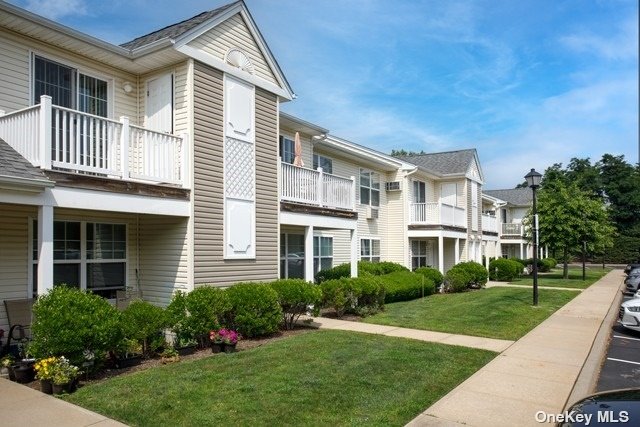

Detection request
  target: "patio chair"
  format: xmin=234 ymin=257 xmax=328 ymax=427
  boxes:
xmin=3 ymin=298 xmax=34 ymax=354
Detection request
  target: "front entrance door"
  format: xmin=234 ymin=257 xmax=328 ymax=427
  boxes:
xmin=145 ymin=73 xmax=173 ymax=133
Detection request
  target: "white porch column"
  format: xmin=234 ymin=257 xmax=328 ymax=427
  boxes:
xmin=519 ymin=243 xmax=524 ymax=259
xmin=304 ymin=225 xmax=314 ymax=282
xmin=438 ymin=235 xmax=444 ymax=273
xmin=545 ymin=246 xmax=549 ymax=258
xmin=454 ymin=238 xmax=460 ymax=265
xmin=350 ymin=229 xmax=358 ymax=278
xmin=485 ymin=243 xmax=491 ymax=269
xmin=37 ymin=205 xmax=54 ymax=295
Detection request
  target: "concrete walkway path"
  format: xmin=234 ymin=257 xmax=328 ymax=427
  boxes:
xmin=486 ymin=282 xmax=583 ymax=291
xmin=304 ymin=317 xmax=515 ymax=353
xmin=0 ymin=378 xmax=126 ymax=427
xmin=408 ymin=269 xmax=624 ymax=427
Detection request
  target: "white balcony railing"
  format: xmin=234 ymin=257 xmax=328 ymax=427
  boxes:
xmin=410 ymin=202 xmax=466 ymax=228
xmin=482 ymin=214 xmax=498 ymax=233
xmin=0 ymin=96 xmax=190 ymax=188
xmin=280 ymin=162 xmax=355 ymax=211
xmin=502 ymin=223 xmax=523 ymax=236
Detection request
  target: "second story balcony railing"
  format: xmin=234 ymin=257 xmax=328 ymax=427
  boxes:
xmin=279 ymin=161 xmax=355 ymax=211
xmin=482 ymin=214 xmax=498 ymax=233
xmin=0 ymin=95 xmax=190 ymax=188
xmin=410 ymin=202 xmax=466 ymax=228
xmin=501 ymin=223 xmax=523 ymax=236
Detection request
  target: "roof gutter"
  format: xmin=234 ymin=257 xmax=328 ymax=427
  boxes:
xmin=0 ymin=174 xmax=54 ymax=192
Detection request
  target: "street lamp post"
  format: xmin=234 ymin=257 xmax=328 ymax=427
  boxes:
xmin=525 ymin=168 xmax=543 ymax=306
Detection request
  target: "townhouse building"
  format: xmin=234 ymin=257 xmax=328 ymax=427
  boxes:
xmin=0 ymin=0 xmax=507 ymax=332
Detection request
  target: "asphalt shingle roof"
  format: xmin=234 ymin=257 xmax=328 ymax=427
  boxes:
xmin=0 ymin=139 xmax=52 ymax=183
xmin=396 ymin=149 xmax=477 ymax=176
xmin=120 ymin=1 xmax=240 ymax=50
xmin=484 ymin=188 xmax=533 ymax=206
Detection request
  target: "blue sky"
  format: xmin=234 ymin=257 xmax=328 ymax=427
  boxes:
xmin=12 ymin=0 xmax=638 ymax=188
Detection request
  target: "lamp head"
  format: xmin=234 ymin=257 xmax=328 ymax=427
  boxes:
xmin=524 ymin=168 xmax=542 ymax=189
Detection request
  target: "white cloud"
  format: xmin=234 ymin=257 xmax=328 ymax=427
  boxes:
xmin=24 ymin=0 xmax=87 ymax=20
xmin=560 ymin=16 xmax=639 ymax=61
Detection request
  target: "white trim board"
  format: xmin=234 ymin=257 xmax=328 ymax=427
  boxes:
xmin=408 ymin=229 xmax=468 ymax=239
xmin=280 ymin=211 xmax=357 ymax=230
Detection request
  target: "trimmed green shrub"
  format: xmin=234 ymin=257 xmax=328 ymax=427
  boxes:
xmin=543 ymin=258 xmax=557 ymax=271
xmin=30 ymin=286 xmax=123 ymax=364
xmin=379 ymin=271 xmax=435 ymax=302
xmin=320 ymin=279 xmax=353 ymax=317
xmin=511 ymin=258 xmax=528 ymax=269
xmin=443 ymin=269 xmax=473 ymax=293
xmin=184 ymin=286 xmax=232 ymax=347
xmin=489 ymin=258 xmax=521 ymax=281
xmin=414 ymin=267 xmax=444 ymax=287
xmin=121 ymin=300 xmax=168 ymax=357
xmin=453 ymin=261 xmax=488 ymax=288
xmin=226 ymin=283 xmax=282 ymax=337
xmin=523 ymin=258 xmax=550 ymax=273
xmin=315 ymin=263 xmax=351 ymax=283
xmin=350 ymin=277 xmax=385 ymax=315
xmin=269 ymin=279 xmax=322 ymax=330
xmin=166 ymin=291 xmax=195 ymax=347
xmin=315 ymin=261 xmax=409 ymax=283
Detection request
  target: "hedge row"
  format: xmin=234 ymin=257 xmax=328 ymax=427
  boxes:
xmin=314 ymin=260 xmax=408 ymax=283
xmin=443 ymin=261 xmax=488 ymax=293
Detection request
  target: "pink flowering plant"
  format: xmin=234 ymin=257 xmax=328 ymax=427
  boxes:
xmin=208 ymin=330 xmax=223 ymax=344
xmin=219 ymin=329 xmax=239 ymax=345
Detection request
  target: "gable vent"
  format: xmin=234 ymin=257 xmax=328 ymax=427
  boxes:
xmin=225 ymin=48 xmax=254 ymax=74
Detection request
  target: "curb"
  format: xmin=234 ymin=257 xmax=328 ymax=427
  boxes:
xmin=563 ymin=276 xmax=625 ymax=409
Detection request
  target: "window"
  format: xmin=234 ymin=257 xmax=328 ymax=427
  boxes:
xmin=413 ymin=180 xmax=426 ymax=203
xmin=411 ymin=240 xmax=430 ymax=270
xmin=33 ymin=56 xmax=108 ymax=117
xmin=501 ymin=208 xmax=507 ymax=224
xmin=359 ymin=169 xmax=380 ymax=206
xmin=279 ymin=136 xmax=295 ymax=164
xmin=360 ymin=238 xmax=380 ymax=262
xmin=312 ymin=154 xmax=333 ymax=174
xmin=280 ymin=233 xmax=304 ymax=279
xmin=313 ymin=236 xmax=333 ymax=273
xmin=32 ymin=220 xmax=126 ymax=299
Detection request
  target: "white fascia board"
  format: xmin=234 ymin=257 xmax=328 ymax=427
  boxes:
xmin=408 ymin=229 xmax=468 ymax=239
xmin=176 ymin=45 xmax=291 ymax=100
xmin=172 ymin=4 xmax=295 ymax=100
xmin=321 ymin=136 xmax=408 ymax=171
xmin=482 ymin=235 xmax=499 ymax=242
xmin=280 ymin=211 xmax=357 ymax=230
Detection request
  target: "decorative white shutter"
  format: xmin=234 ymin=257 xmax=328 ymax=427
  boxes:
xmin=471 ymin=182 xmax=478 ymax=231
xmin=224 ymin=75 xmax=256 ymax=258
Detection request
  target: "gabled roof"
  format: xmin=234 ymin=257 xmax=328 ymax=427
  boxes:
xmin=121 ymin=2 xmax=240 ymax=50
xmin=0 ymin=139 xmax=53 ymax=190
xmin=484 ymin=188 xmax=532 ymax=206
xmin=396 ymin=149 xmax=480 ymax=179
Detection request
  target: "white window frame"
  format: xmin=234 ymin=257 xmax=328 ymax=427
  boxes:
xmin=313 ymin=235 xmax=333 ymax=273
xmin=312 ymin=154 xmax=333 ymax=174
xmin=360 ymin=238 xmax=380 ymax=262
xmin=279 ymin=136 xmax=295 ymax=164
xmin=30 ymin=219 xmax=127 ymax=297
xmin=411 ymin=240 xmax=431 ymax=270
xmin=359 ymin=168 xmax=380 ymax=207
xmin=280 ymin=233 xmax=305 ymax=279
xmin=413 ymin=180 xmax=426 ymax=203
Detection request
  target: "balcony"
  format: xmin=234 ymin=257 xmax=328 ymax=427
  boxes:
xmin=482 ymin=214 xmax=498 ymax=233
xmin=0 ymin=96 xmax=189 ymax=188
xmin=501 ymin=223 xmax=523 ymax=236
xmin=410 ymin=202 xmax=466 ymax=228
xmin=279 ymin=162 xmax=355 ymax=211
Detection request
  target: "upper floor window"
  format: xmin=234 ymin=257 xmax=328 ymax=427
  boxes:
xmin=360 ymin=169 xmax=380 ymax=207
xmin=279 ymin=136 xmax=295 ymax=164
xmin=313 ymin=154 xmax=333 ymax=174
xmin=413 ymin=180 xmax=426 ymax=203
xmin=33 ymin=55 xmax=108 ymax=117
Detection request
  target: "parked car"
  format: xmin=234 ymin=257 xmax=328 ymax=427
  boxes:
xmin=619 ymin=298 xmax=640 ymax=333
xmin=625 ymin=263 xmax=640 ymax=275
xmin=558 ymin=388 xmax=640 ymax=426
xmin=624 ymin=274 xmax=640 ymax=293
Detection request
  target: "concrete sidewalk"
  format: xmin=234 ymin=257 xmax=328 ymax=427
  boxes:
xmin=304 ymin=317 xmax=514 ymax=352
xmin=0 ymin=378 xmax=126 ymax=427
xmin=408 ymin=269 xmax=624 ymax=427
xmin=486 ymin=282 xmax=583 ymax=291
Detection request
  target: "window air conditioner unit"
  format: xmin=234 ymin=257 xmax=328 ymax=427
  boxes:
xmin=366 ymin=207 xmax=379 ymax=220
xmin=385 ymin=181 xmax=401 ymax=191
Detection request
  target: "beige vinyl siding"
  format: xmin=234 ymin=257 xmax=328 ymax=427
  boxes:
xmin=138 ymin=215 xmax=189 ymax=306
xmin=0 ymin=28 xmax=138 ymax=122
xmin=443 ymin=238 xmax=456 ymax=272
xmin=192 ymin=62 xmax=279 ymax=285
xmin=384 ymin=170 xmax=406 ymax=265
xmin=0 ymin=204 xmax=35 ymax=332
xmin=187 ymin=13 xmax=277 ymax=86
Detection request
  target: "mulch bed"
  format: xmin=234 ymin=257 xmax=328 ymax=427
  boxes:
xmin=21 ymin=325 xmax=316 ymax=393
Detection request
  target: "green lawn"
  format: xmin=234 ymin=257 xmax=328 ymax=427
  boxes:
xmin=507 ymin=266 xmax=610 ymax=289
xmin=363 ymin=288 xmax=577 ymax=341
xmin=65 ymin=330 xmax=495 ymax=426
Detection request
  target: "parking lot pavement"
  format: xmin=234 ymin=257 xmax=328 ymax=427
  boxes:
xmin=596 ymin=294 xmax=640 ymax=391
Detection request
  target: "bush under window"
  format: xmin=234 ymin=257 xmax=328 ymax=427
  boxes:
xmin=184 ymin=286 xmax=231 ymax=347
xmin=378 ymin=271 xmax=435 ymax=302
xmin=120 ymin=300 xmax=168 ymax=357
xmin=414 ymin=267 xmax=444 ymax=288
xmin=225 ymin=283 xmax=282 ymax=337
xmin=269 ymin=279 xmax=322 ymax=330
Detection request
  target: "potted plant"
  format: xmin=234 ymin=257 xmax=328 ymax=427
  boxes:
xmin=34 ymin=356 xmax=57 ymax=394
xmin=160 ymin=348 xmax=180 ymax=364
xmin=115 ymin=339 xmax=143 ymax=368
xmin=209 ymin=330 xmax=224 ymax=353
xmin=173 ymin=335 xmax=198 ymax=356
xmin=12 ymin=339 xmax=36 ymax=383
xmin=1 ymin=354 xmax=15 ymax=381
xmin=219 ymin=329 xmax=239 ymax=353
xmin=50 ymin=357 xmax=80 ymax=394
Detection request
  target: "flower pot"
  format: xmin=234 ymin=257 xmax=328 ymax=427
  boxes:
xmin=52 ymin=379 xmax=78 ymax=395
xmin=13 ymin=364 xmax=35 ymax=383
xmin=6 ymin=365 xmax=16 ymax=382
xmin=223 ymin=343 xmax=237 ymax=353
xmin=116 ymin=355 xmax=142 ymax=369
xmin=40 ymin=379 xmax=53 ymax=394
xmin=210 ymin=342 xmax=224 ymax=353
xmin=176 ymin=344 xmax=197 ymax=356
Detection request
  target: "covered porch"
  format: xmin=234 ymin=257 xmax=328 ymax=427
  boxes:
xmin=408 ymin=230 xmax=467 ymax=274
